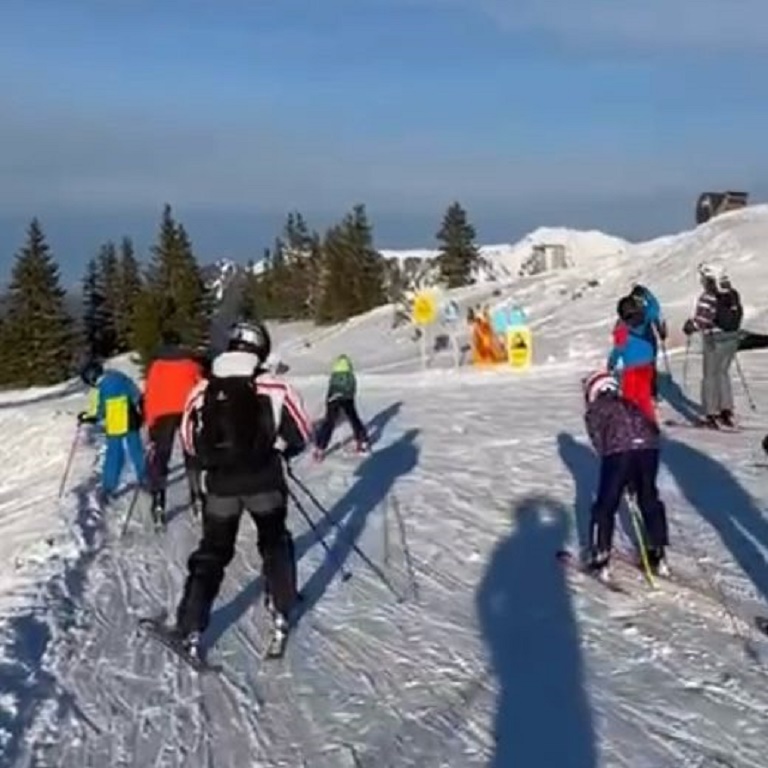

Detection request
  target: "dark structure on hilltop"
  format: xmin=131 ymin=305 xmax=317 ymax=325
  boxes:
xmin=696 ymin=191 xmax=749 ymax=225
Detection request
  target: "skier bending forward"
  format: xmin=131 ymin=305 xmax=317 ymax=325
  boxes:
xmin=169 ymin=321 xmax=312 ymax=658
xmin=583 ymin=369 xmax=669 ymax=582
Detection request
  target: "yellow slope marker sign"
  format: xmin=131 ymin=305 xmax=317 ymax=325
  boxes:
xmin=412 ymin=291 xmax=438 ymax=326
xmin=507 ymin=326 xmax=532 ymax=369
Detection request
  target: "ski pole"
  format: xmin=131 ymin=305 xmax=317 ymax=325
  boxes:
xmin=682 ymin=337 xmax=691 ymax=395
xmin=734 ymin=355 xmax=757 ymax=412
xmin=287 ymin=487 xmax=352 ymax=582
xmin=624 ymin=494 xmax=656 ymax=589
xmin=287 ymin=469 xmax=406 ymax=602
xmin=660 ymin=341 xmax=671 ymax=377
xmin=58 ymin=426 xmax=81 ymax=499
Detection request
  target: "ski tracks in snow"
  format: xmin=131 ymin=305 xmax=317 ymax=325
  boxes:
xmin=3 ymin=372 xmax=768 ymax=766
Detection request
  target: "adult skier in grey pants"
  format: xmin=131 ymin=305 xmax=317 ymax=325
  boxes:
xmin=682 ymin=263 xmax=743 ymax=428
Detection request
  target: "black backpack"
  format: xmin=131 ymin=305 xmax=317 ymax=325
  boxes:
xmin=195 ymin=375 xmax=272 ymax=471
xmin=713 ymin=288 xmax=743 ymax=332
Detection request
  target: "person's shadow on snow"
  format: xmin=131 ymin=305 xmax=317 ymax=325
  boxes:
xmin=476 ymin=495 xmax=597 ymax=768
xmin=292 ymin=428 xmax=420 ymax=623
xmin=557 ymin=433 xmax=597 ymax=551
xmin=663 ymin=436 xmax=768 ymax=600
xmin=657 ymin=371 xmax=703 ymax=424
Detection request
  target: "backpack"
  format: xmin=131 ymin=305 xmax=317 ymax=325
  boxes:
xmin=195 ymin=375 xmax=272 ymax=471
xmin=713 ymin=288 xmax=743 ymax=332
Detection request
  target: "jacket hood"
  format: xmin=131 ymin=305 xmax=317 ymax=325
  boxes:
xmin=212 ymin=350 xmax=261 ymax=378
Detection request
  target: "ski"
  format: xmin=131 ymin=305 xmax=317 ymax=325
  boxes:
xmin=556 ymin=550 xmax=629 ymax=594
xmin=663 ymin=418 xmax=742 ymax=433
xmin=138 ymin=613 xmax=221 ymax=673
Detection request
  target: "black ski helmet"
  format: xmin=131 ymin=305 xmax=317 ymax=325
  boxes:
xmin=227 ymin=321 xmax=271 ymax=362
xmin=617 ymin=295 xmax=643 ymax=326
xmin=80 ymin=360 xmax=104 ymax=387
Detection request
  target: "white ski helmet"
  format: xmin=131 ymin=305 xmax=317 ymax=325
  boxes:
xmin=583 ymin=370 xmax=619 ymax=404
xmin=697 ymin=262 xmax=726 ymax=285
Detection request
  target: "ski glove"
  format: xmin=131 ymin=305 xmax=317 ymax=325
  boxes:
xmin=77 ymin=411 xmax=97 ymax=425
xmin=682 ymin=319 xmax=697 ymax=336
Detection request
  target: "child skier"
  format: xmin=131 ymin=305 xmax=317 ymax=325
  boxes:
xmin=314 ymin=354 xmax=369 ymax=460
xmin=607 ymin=295 xmax=657 ymax=422
xmin=77 ymin=360 xmax=146 ymax=501
xmin=582 ymin=369 xmax=669 ymax=582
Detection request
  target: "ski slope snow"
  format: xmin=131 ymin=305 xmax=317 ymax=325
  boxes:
xmin=2 ymin=207 xmax=768 ymax=766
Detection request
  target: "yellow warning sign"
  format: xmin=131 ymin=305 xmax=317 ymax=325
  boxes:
xmin=506 ymin=326 xmax=532 ymax=369
xmin=412 ymin=291 xmax=438 ymax=326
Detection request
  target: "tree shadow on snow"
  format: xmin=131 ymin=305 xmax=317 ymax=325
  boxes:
xmin=476 ymin=494 xmax=597 ymax=768
xmin=663 ymin=436 xmax=768 ymax=601
xmin=204 ymin=428 xmax=419 ymax=648
xmin=657 ymin=371 xmax=703 ymax=424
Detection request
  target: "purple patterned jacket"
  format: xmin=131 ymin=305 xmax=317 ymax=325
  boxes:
xmin=584 ymin=392 xmax=660 ymax=456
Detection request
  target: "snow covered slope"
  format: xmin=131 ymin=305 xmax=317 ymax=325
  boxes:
xmin=2 ymin=207 xmax=768 ymax=767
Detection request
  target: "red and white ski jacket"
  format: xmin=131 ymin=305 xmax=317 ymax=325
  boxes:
xmin=181 ymin=350 xmax=312 ymax=496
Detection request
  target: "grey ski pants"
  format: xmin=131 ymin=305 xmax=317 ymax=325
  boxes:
xmin=701 ymin=331 xmax=740 ymax=415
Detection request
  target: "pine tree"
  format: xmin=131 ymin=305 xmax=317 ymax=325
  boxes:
xmin=132 ymin=205 xmax=211 ymax=365
xmin=315 ymin=205 xmax=386 ymax=324
xmin=238 ymin=263 xmax=262 ymax=322
xmin=315 ymin=222 xmax=350 ymax=324
xmin=436 ymin=201 xmax=480 ymax=288
xmin=281 ymin=211 xmax=316 ymax=318
xmin=114 ymin=237 xmax=142 ymax=352
xmin=4 ymin=219 xmax=75 ymax=386
xmin=97 ymin=241 xmax=120 ymax=355
xmin=345 ymin=204 xmax=386 ymax=315
xmin=82 ymin=257 xmax=109 ymax=358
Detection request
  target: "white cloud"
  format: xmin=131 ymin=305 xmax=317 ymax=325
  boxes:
xmin=417 ymin=0 xmax=768 ymax=52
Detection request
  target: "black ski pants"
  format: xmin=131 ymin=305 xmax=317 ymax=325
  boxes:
xmin=175 ymin=491 xmax=297 ymax=635
xmin=315 ymin=397 xmax=367 ymax=451
xmin=590 ymin=448 xmax=668 ymax=555
xmin=148 ymin=413 xmax=201 ymax=498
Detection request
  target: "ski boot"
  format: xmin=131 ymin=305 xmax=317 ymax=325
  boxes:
xmin=262 ymin=594 xmax=290 ymax=659
xmin=647 ymin=546 xmax=669 ymax=578
xmin=719 ymin=409 xmax=736 ymax=428
xmin=587 ymin=549 xmax=612 ymax=584
xmin=150 ymin=490 xmax=166 ymax=531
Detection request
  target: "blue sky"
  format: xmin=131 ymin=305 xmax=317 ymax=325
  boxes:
xmin=1 ymin=0 xmax=767 ymax=284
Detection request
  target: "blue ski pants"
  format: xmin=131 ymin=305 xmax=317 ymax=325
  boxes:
xmin=103 ymin=431 xmax=146 ymax=494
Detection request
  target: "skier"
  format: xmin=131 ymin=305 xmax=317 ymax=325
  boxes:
xmin=143 ymin=330 xmax=205 ymax=526
xmin=313 ymin=354 xmax=370 ymax=460
xmin=607 ymin=295 xmax=657 ymax=422
xmin=77 ymin=360 xmax=146 ymax=502
xmin=629 ymin=284 xmax=668 ymax=402
xmin=167 ymin=321 xmax=312 ymax=658
xmin=682 ymin=263 xmax=743 ymax=428
xmin=582 ymin=369 xmax=669 ymax=581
